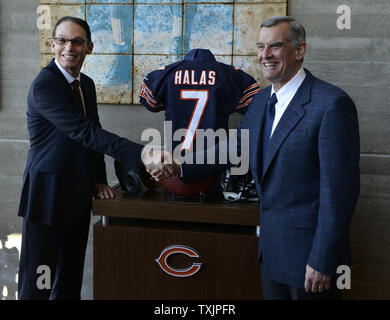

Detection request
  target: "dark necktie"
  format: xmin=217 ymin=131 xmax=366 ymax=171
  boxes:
xmin=261 ymin=93 xmax=277 ymax=171
xmin=71 ymin=80 xmax=86 ymax=117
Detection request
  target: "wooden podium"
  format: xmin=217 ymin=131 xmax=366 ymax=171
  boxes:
xmin=92 ymin=186 xmax=261 ymax=300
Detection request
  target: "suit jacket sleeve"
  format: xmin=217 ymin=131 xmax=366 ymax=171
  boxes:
xmin=87 ymin=79 xmax=108 ymax=185
xmin=91 ymin=113 xmax=108 ymax=185
xmin=29 ymin=70 xmax=143 ymax=170
xmin=307 ymin=94 xmax=360 ymax=275
xmin=92 ymin=119 xmax=108 ymax=185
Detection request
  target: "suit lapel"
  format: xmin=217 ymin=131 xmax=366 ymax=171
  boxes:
xmin=46 ymin=59 xmax=71 ymax=88
xmin=261 ymin=71 xmax=315 ymax=179
xmin=250 ymin=87 xmax=271 ymax=180
xmin=46 ymin=60 xmax=91 ymax=118
xmin=80 ymin=74 xmax=90 ymax=118
xmin=47 ymin=59 xmax=87 ymax=115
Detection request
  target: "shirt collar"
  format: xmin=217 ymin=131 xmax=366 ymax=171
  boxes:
xmin=54 ymin=59 xmax=81 ymax=84
xmin=271 ymin=67 xmax=306 ymax=104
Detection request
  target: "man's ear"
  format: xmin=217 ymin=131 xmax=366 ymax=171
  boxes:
xmin=50 ymin=39 xmax=56 ymax=53
xmin=296 ymin=42 xmax=307 ymax=61
xmin=87 ymin=42 xmax=94 ymax=55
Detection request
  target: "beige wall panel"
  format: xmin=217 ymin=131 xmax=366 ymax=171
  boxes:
xmin=234 ymin=3 xmax=287 ymax=55
xmin=39 ymin=4 xmax=85 ymax=54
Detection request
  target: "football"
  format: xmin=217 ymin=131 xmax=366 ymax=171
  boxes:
xmin=161 ymin=175 xmax=214 ymax=197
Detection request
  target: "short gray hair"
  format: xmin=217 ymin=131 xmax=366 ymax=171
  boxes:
xmin=261 ymin=16 xmax=306 ymax=49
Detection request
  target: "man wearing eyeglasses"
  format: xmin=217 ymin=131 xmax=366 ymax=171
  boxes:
xmin=17 ymin=16 xmax=177 ymax=300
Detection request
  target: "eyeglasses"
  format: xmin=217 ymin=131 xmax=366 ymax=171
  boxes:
xmin=53 ymin=36 xmax=87 ymax=47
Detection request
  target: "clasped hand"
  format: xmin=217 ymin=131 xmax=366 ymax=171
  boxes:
xmin=141 ymin=146 xmax=180 ymax=181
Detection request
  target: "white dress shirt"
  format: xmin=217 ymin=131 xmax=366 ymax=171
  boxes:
xmin=54 ymin=59 xmax=86 ymax=116
xmin=270 ymin=67 xmax=306 ymax=137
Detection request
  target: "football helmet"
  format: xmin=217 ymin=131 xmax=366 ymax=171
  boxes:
xmin=114 ymin=160 xmax=160 ymax=195
xmin=218 ymin=168 xmax=259 ymax=202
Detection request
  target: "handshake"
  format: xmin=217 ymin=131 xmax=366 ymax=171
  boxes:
xmin=141 ymin=145 xmax=181 ymax=181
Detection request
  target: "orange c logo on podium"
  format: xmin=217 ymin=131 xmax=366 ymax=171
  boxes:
xmin=155 ymin=245 xmax=202 ymax=277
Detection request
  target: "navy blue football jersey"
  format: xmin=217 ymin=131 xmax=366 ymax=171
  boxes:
xmin=139 ymin=49 xmax=260 ymax=152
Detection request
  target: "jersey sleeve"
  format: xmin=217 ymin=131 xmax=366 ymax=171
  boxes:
xmin=233 ymin=68 xmax=261 ymax=114
xmin=139 ymin=62 xmax=179 ymax=112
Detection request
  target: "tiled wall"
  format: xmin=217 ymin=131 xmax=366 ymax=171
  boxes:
xmin=39 ymin=0 xmax=287 ymax=104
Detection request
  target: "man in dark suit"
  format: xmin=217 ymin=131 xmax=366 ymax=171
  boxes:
xmin=150 ymin=16 xmax=360 ymax=300
xmin=17 ymin=16 xmax=170 ymax=300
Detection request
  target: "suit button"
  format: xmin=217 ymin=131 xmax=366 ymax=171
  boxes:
xmin=263 ymin=207 xmax=268 ymax=212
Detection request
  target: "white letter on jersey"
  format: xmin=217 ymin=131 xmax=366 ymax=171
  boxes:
xmin=175 ymin=70 xmax=182 ymax=84
xmin=183 ymin=70 xmax=190 ymax=85
xmin=191 ymin=70 xmax=198 ymax=85
xmin=199 ymin=71 xmax=207 ymax=85
xmin=180 ymin=90 xmax=209 ymax=150
xmin=208 ymin=71 xmax=216 ymax=85
xmin=174 ymin=70 xmax=182 ymax=85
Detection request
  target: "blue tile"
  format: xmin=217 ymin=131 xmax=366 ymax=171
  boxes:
xmin=84 ymin=54 xmax=133 ymax=103
xmin=184 ymin=4 xmax=233 ymax=55
xmin=134 ymin=0 xmax=181 ymax=3
xmin=185 ymin=0 xmax=232 ymax=3
xmin=86 ymin=0 xmax=133 ymax=3
xmin=134 ymin=4 xmax=182 ymax=54
xmin=54 ymin=0 xmax=84 ymax=3
xmin=87 ymin=4 xmax=133 ymax=54
xmin=86 ymin=54 xmax=132 ymax=88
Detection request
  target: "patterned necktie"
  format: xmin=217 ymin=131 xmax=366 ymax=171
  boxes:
xmin=261 ymin=93 xmax=277 ymax=171
xmin=71 ymin=80 xmax=86 ymax=117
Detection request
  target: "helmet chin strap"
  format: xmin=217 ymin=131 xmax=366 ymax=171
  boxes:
xmin=219 ymin=168 xmax=259 ymax=203
xmin=222 ymin=191 xmax=243 ymax=202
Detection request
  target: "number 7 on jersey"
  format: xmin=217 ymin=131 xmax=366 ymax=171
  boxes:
xmin=180 ymin=90 xmax=209 ymax=150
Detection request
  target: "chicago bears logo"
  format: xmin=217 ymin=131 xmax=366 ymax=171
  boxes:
xmin=155 ymin=245 xmax=202 ymax=278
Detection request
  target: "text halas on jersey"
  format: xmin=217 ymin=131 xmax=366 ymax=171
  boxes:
xmin=174 ymin=70 xmax=216 ymax=86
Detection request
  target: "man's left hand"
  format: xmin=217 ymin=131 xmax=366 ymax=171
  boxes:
xmin=304 ymin=264 xmax=331 ymax=293
xmin=95 ymin=183 xmax=115 ymax=199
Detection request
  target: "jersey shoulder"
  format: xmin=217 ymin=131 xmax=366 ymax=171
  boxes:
xmin=139 ymin=61 xmax=183 ymax=111
xmin=217 ymin=63 xmax=261 ymax=113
